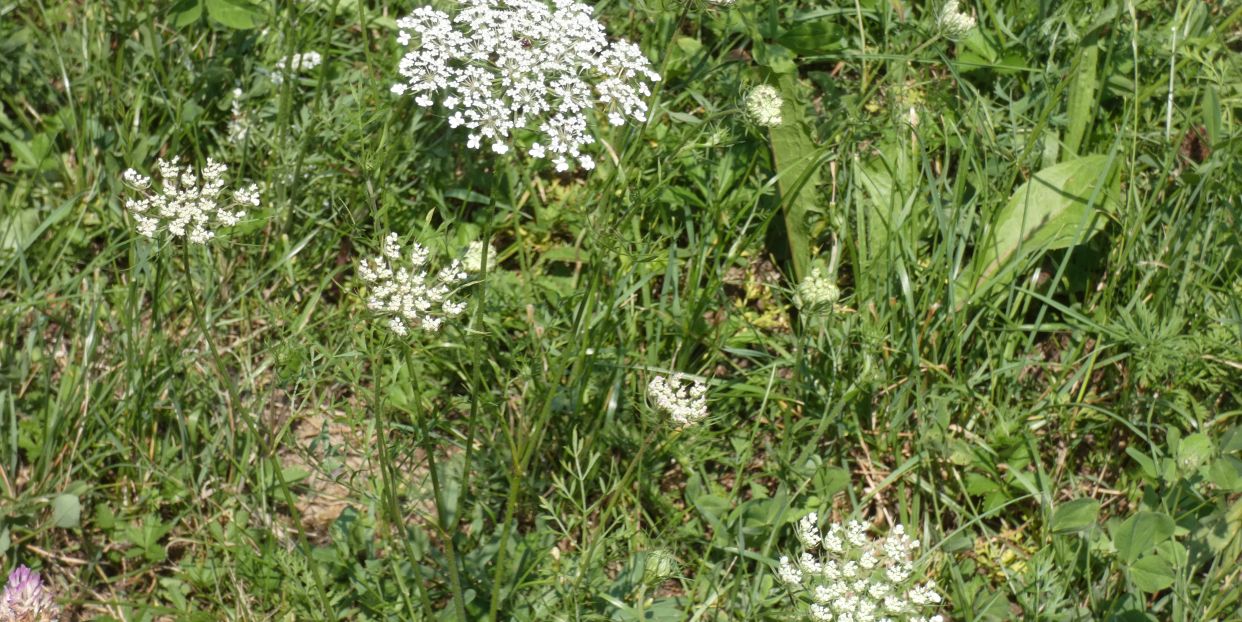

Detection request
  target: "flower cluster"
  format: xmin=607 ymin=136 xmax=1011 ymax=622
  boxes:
xmin=360 ymin=233 xmax=471 ymax=335
xmin=228 ymin=88 xmax=250 ymax=144
xmin=2 ymin=565 xmax=60 ymax=622
xmin=122 ymin=158 xmax=258 ymax=244
xmin=797 ymin=267 xmax=841 ymax=312
xmin=647 ymin=373 xmax=708 ymax=427
xmin=390 ymin=0 xmax=661 ymax=172
xmin=271 ymin=51 xmax=323 ymax=85
xmin=745 ymin=84 xmax=783 ymax=128
xmin=777 ymin=514 xmax=943 ymax=622
xmin=936 ymin=0 xmax=976 ymax=41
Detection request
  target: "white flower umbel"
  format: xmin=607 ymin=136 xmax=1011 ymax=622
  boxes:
xmin=776 ymin=519 xmax=944 ymax=622
xmin=271 ymin=51 xmax=323 ymax=85
xmin=745 ymin=84 xmax=783 ymax=128
xmin=390 ymin=0 xmax=661 ymax=172
xmin=937 ymin=0 xmax=976 ymax=41
xmin=121 ymin=158 xmax=257 ymax=244
xmin=647 ymin=373 xmax=708 ymax=427
xmin=360 ymin=232 xmax=470 ymax=336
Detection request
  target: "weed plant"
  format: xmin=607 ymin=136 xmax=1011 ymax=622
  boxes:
xmin=1 ymin=0 xmax=1240 ymax=620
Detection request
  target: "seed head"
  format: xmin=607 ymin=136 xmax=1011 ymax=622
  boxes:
xmin=641 ymin=549 xmax=680 ymax=585
xmin=797 ymin=267 xmax=841 ymax=312
xmin=462 ymin=240 xmax=497 ymax=274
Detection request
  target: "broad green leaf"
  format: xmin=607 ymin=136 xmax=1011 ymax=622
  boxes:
xmin=1223 ymin=426 xmax=1242 ymax=454
xmin=1111 ymin=511 xmax=1175 ymax=564
xmin=1050 ymin=498 xmax=1100 ymax=534
xmin=1203 ymin=86 xmax=1221 ymax=146
xmin=674 ymin=36 xmax=702 ymax=56
xmin=753 ymin=42 xmax=797 ymax=75
xmin=1176 ymin=432 xmax=1215 ymax=471
xmin=957 ymin=155 xmax=1119 ymax=305
xmin=0 ymin=208 xmax=39 ymax=253
xmin=1129 ymin=554 xmax=1175 ymax=593
xmin=1207 ymin=455 xmax=1242 ymax=492
xmin=52 ymin=493 xmax=81 ymax=528
xmin=1064 ymin=43 xmax=1098 ymax=157
xmin=767 ymin=72 xmax=823 ymax=282
xmin=850 ymin=142 xmax=918 ymax=299
xmin=205 ymin=0 xmax=264 ymax=29
xmin=777 ymin=18 xmax=846 ymax=55
xmin=1126 ymin=447 xmax=1158 ymax=480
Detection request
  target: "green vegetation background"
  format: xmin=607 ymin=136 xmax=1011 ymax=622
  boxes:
xmin=1 ymin=0 xmax=1240 ymax=620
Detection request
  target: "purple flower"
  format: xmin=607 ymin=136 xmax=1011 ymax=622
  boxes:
xmin=2 ymin=565 xmax=60 ymax=622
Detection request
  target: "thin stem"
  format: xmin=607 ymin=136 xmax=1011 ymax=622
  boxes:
xmin=176 ymin=243 xmax=337 ymax=621
xmin=372 ymin=343 xmax=435 ymax=618
xmin=407 ymin=354 xmax=470 ymax=622
xmin=571 ymin=425 xmax=665 ymax=597
xmin=426 ymin=447 xmax=470 ymax=622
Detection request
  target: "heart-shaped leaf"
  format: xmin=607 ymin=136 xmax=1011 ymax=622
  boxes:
xmin=1051 ymin=498 xmax=1100 ymax=534
xmin=52 ymin=493 xmax=81 ymax=529
xmin=1111 ymin=511 xmax=1175 ymax=564
xmin=1129 ymin=554 xmax=1175 ymax=593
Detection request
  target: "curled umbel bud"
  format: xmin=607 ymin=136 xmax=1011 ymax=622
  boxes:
xmin=746 ymin=84 xmax=784 ymax=128
xmin=937 ymin=0 xmax=976 ymax=41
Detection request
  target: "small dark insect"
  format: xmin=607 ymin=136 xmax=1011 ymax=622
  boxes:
xmin=1179 ymin=125 xmax=1211 ymax=164
xmin=520 ymin=38 xmax=533 ymax=48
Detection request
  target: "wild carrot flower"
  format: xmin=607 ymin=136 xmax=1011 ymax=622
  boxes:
xmin=390 ymin=0 xmax=661 ymax=172
xmin=270 ymin=51 xmax=323 ymax=85
xmin=121 ymin=158 xmax=258 ymax=244
xmin=647 ymin=373 xmax=708 ymax=427
xmin=936 ymin=0 xmax=976 ymax=41
xmin=360 ymin=232 xmax=470 ymax=335
xmin=1 ymin=565 xmax=60 ymax=622
xmin=776 ymin=514 xmax=944 ymax=622
xmin=745 ymin=84 xmax=783 ymax=128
